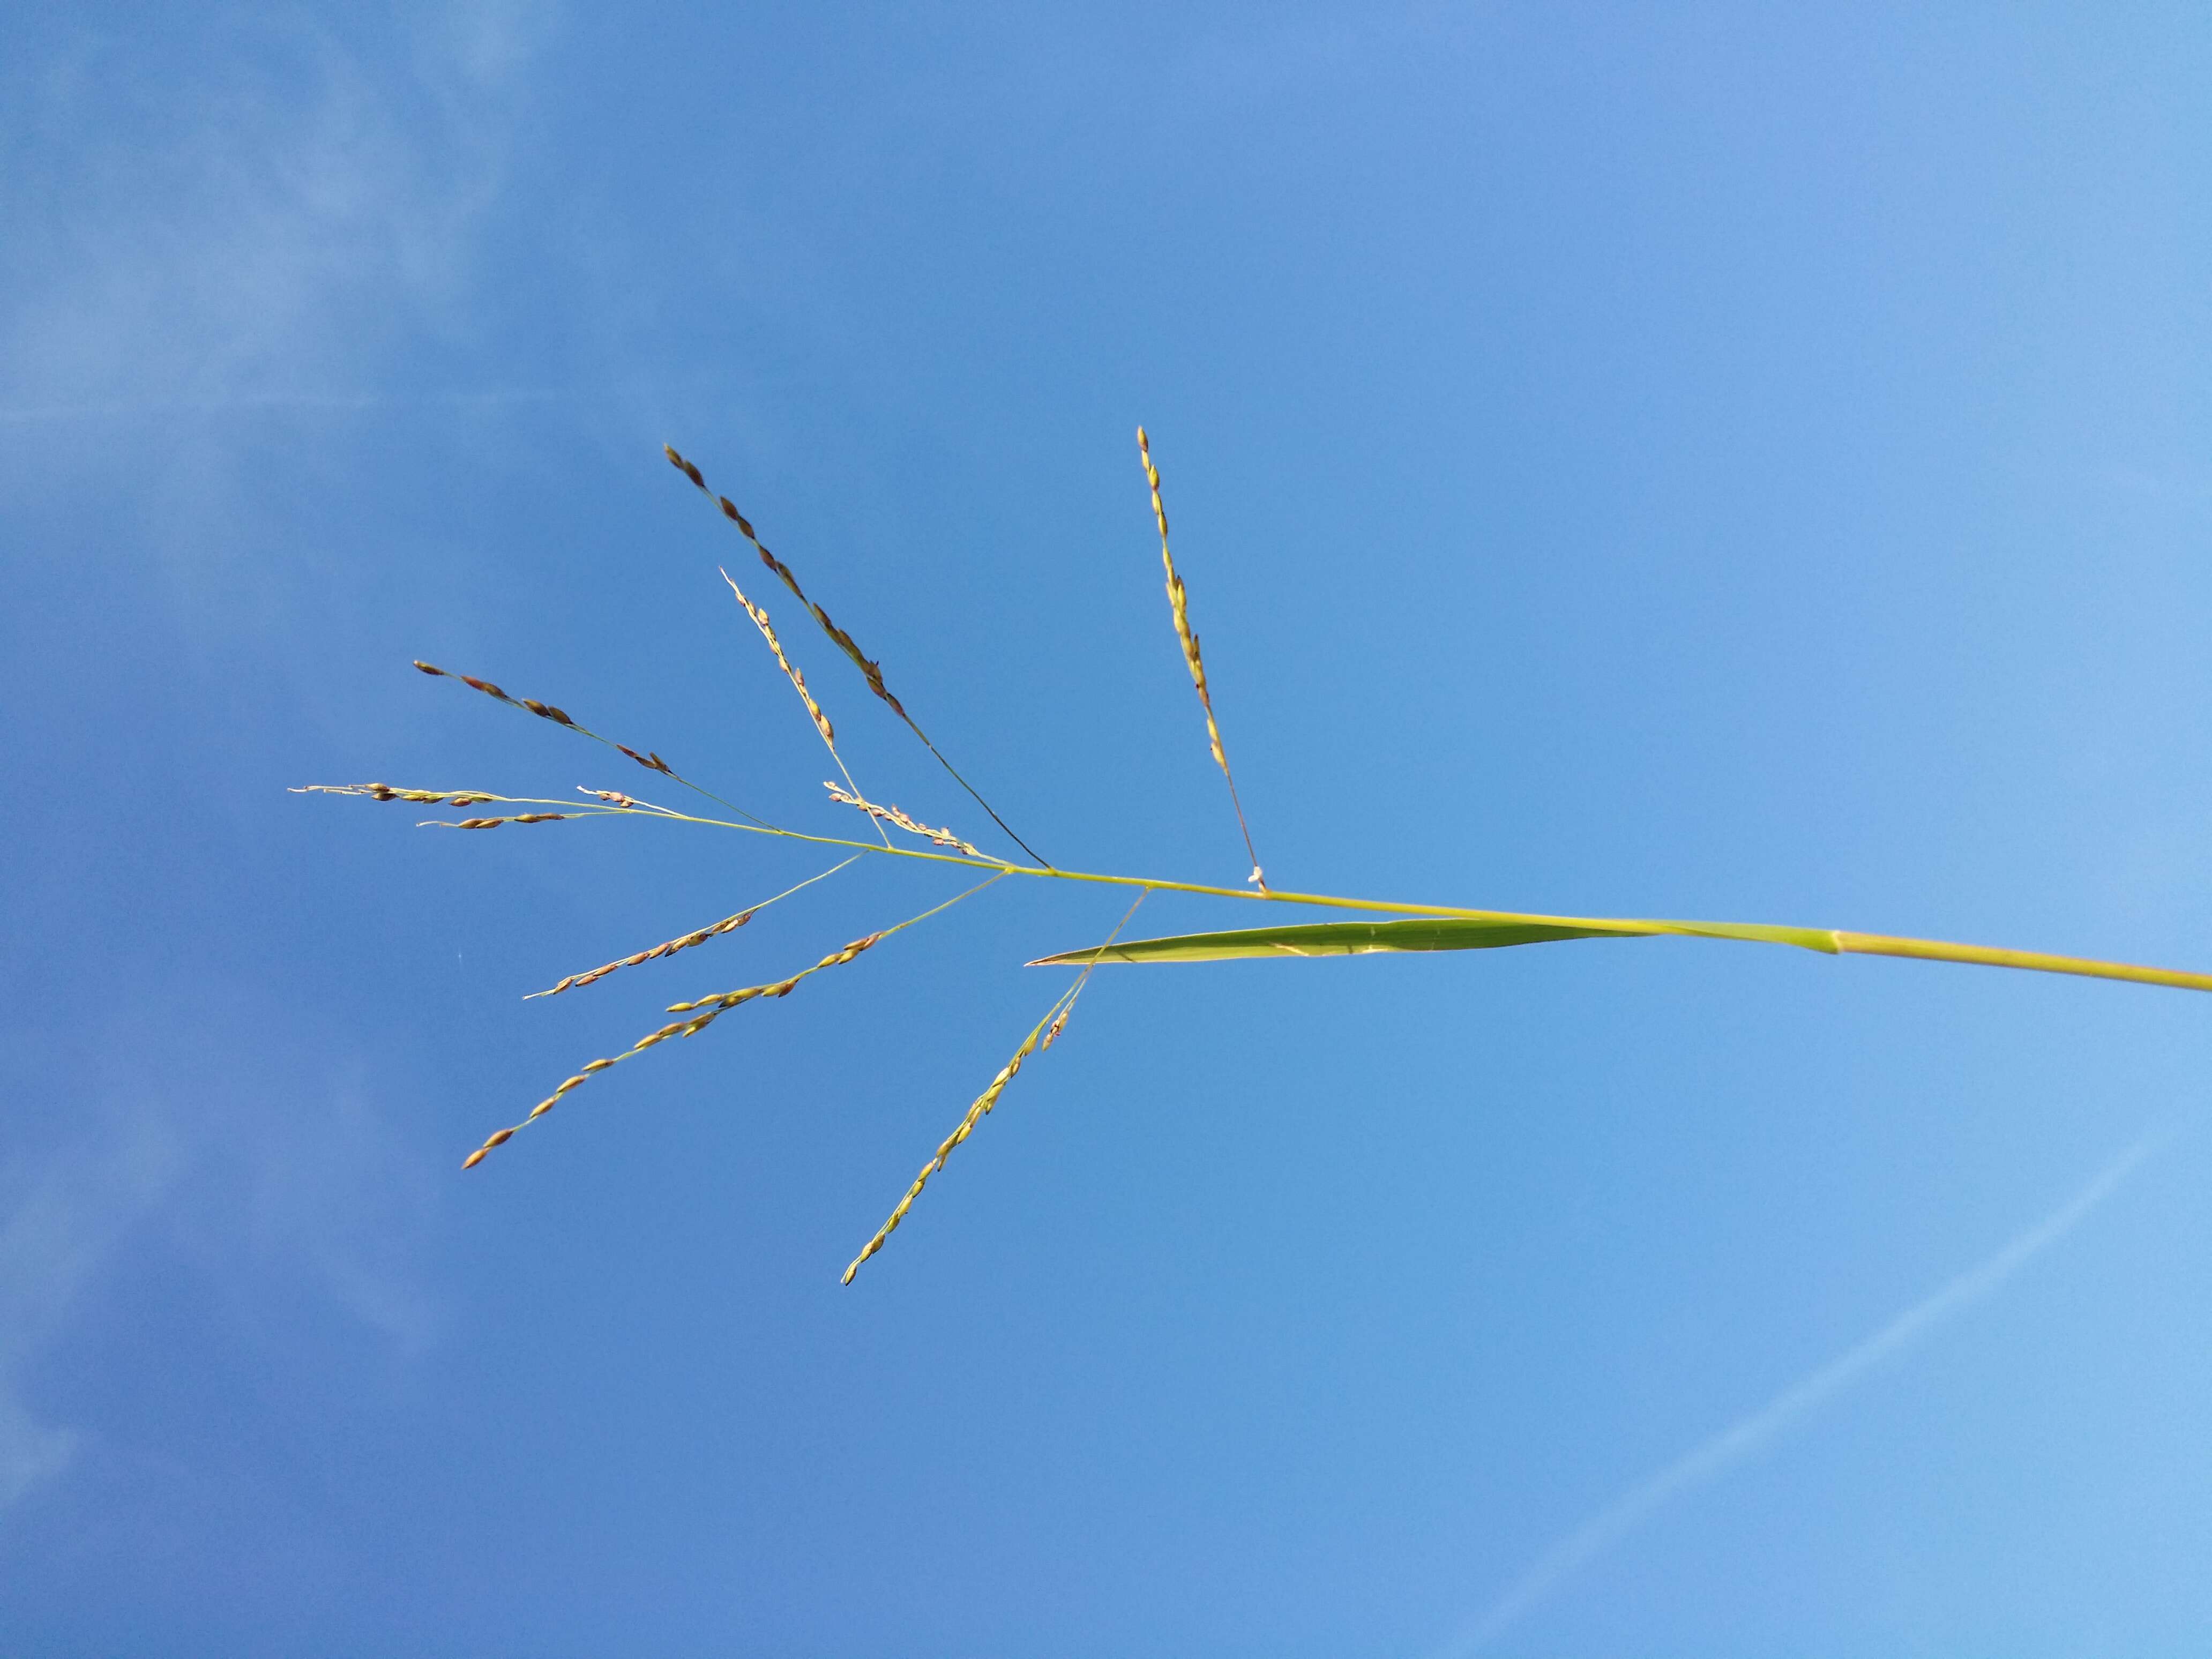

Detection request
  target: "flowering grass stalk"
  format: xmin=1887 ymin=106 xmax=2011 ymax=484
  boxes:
xmin=307 ymin=432 xmax=2212 ymax=1281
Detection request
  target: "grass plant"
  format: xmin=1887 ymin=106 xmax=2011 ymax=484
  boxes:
xmin=302 ymin=434 xmax=2212 ymax=1282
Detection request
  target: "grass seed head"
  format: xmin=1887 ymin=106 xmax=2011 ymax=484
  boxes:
xmin=669 ymin=447 xmax=924 ymax=724
xmin=530 ymin=907 xmax=759 ymax=998
xmin=1135 ymin=427 xmax=1265 ymax=891
xmin=722 ymin=569 xmax=837 ymax=750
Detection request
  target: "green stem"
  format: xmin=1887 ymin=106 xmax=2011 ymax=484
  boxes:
xmin=404 ymin=790 xmax=2212 ymax=997
xmin=1833 ymin=931 xmax=2212 ymax=995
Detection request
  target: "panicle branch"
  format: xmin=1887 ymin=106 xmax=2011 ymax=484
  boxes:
xmin=426 ymin=813 xmax=571 ymax=829
xmin=1137 ymin=428 xmax=1265 ymax=891
xmin=525 ymin=856 xmax=861 ymax=999
xmin=409 ymin=660 xmax=781 ymax=829
xmin=461 ymin=873 xmax=1006 ymax=1170
xmin=295 ymin=782 xmax=496 ymax=805
xmin=841 ymin=890 xmax=1148 ymax=1283
xmin=719 ymin=571 xmax=838 ymax=751
xmin=823 ymin=781 xmax=981 ymax=857
xmin=719 ymin=567 xmax=890 ymax=848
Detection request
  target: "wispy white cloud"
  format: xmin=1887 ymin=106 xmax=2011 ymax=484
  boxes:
xmin=0 ymin=1112 xmax=179 ymax=1507
xmin=0 ymin=978 xmax=440 ymax=1515
xmin=2 ymin=3 xmax=554 ymax=439
xmin=1436 ymin=1126 xmax=2168 ymax=1656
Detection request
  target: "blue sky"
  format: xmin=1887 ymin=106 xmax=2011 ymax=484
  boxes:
xmin=5 ymin=4 xmax=2211 ymax=1653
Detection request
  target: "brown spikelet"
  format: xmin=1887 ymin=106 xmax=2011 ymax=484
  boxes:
xmin=1136 ymin=428 xmax=1265 ymax=891
xmin=665 ymin=446 xmax=905 ymax=711
xmin=425 ymin=813 xmax=572 ymax=829
xmin=408 ymin=661 xmax=744 ymax=816
xmin=415 ymin=661 xmax=586 ymax=732
xmin=821 ymin=782 xmax=983 ymax=858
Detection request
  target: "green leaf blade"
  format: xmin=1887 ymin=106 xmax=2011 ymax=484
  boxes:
xmin=1028 ymin=913 xmax=1844 ymax=967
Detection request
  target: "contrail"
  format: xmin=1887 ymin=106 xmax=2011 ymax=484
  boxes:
xmin=0 ymin=388 xmax=570 ymax=424
xmin=1434 ymin=1124 xmax=2168 ymax=1657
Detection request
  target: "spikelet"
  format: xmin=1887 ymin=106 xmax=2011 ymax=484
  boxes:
xmin=425 ymin=813 xmax=570 ymax=829
xmin=413 ymin=660 xmax=576 ymax=727
xmin=1042 ymin=999 xmax=1074 ymax=1050
xmin=822 ymin=781 xmax=982 ymax=858
xmin=720 ymin=569 xmax=835 ymax=750
xmin=1136 ymin=428 xmax=1265 ymax=891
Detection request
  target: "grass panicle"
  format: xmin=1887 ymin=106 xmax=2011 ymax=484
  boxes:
xmin=667 ymin=443 xmax=1050 ymax=868
xmin=309 ymin=435 xmax=2212 ymax=1277
xmin=1135 ymin=428 xmax=1264 ymax=891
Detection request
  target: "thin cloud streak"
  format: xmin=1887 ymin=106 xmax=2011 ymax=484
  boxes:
xmin=1437 ymin=1125 xmax=2168 ymax=1657
xmin=0 ymin=388 xmax=572 ymax=425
